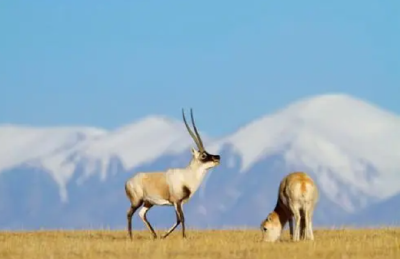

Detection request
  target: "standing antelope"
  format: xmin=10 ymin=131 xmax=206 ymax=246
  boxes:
xmin=260 ymin=171 xmax=319 ymax=242
xmin=125 ymin=109 xmax=221 ymax=240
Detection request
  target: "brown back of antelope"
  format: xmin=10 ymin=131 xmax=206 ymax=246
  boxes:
xmin=261 ymin=171 xmax=319 ymax=242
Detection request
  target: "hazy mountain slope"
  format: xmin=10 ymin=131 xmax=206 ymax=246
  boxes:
xmin=343 ymin=192 xmax=400 ymax=227
xmin=0 ymin=166 xmax=61 ymax=229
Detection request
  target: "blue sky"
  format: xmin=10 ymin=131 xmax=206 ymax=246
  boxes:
xmin=1 ymin=1 xmax=399 ymax=136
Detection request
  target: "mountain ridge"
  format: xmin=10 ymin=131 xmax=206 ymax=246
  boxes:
xmin=1 ymin=93 xmax=400 ymax=229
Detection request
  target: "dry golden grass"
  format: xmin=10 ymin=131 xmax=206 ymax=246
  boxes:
xmin=0 ymin=228 xmax=400 ymax=259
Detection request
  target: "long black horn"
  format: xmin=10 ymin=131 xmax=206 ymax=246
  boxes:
xmin=190 ymin=109 xmax=204 ymax=151
xmin=182 ymin=109 xmax=202 ymax=150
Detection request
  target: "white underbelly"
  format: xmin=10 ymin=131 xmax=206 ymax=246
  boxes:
xmin=145 ymin=196 xmax=173 ymax=206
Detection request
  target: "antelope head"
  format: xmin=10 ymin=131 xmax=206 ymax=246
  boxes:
xmin=260 ymin=213 xmax=282 ymax=242
xmin=182 ymin=108 xmax=221 ymax=169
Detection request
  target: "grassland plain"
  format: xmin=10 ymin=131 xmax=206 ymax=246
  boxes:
xmin=0 ymin=228 xmax=400 ymax=259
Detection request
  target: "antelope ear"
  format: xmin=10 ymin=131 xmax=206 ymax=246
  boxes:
xmin=191 ymin=147 xmax=199 ymax=157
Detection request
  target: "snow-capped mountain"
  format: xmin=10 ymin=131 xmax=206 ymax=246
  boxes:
xmin=211 ymin=94 xmax=400 ymax=212
xmin=1 ymin=93 xmax=400 ymax=230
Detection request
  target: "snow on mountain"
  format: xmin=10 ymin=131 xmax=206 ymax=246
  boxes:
xmin=0 ymin=114 xmax=214 ymax=203
xmin=0 ymin=124 xmax=106 ymax=173
xmin=45 ymin=116 xmax=201 ymax=183
xmin=0 ymin=125 xmax=107 ymax=201
xmin=211 ymin=94 xmax=400 ymax=211
xmin=22 ymin=115 xmax=214 ymax=201
xmin=76 ymin=116 xmax=195 ymax=175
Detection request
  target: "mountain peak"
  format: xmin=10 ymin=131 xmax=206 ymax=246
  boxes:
xmin=0 ymin=125 xmax=107 ymax=184
xmin=219 ymin=93 xmax=400 ymax=198
xmin=278 ymin=93 xmax=392 ymax=119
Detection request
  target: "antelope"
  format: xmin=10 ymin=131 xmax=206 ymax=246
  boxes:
xmin=124 ymin=109 xmax=221 ymax=240
xmin=260 ymin=171 xmax=319 ymax=242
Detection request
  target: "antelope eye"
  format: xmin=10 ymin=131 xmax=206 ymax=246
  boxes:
xmin=263 ymin=227 xmax=267 ymax=231
xmin=200 ymin=153 xmax=207 ymax=159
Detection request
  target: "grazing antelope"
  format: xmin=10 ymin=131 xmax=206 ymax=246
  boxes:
xmin=125 ymin=109 xmax=221 ymax=240
xmin=260 ymin=171 xmax=319 ymax=242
